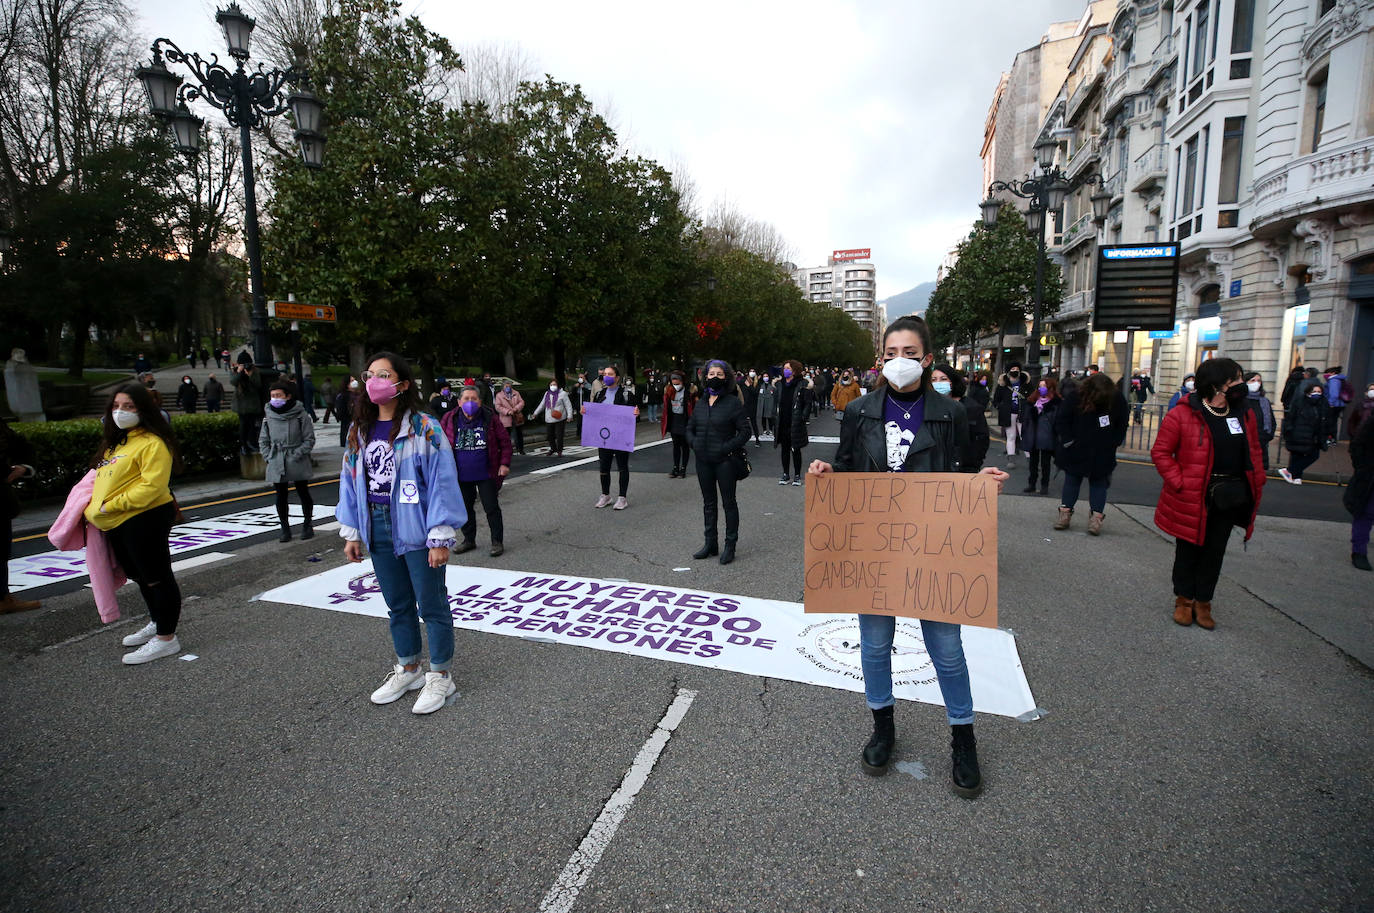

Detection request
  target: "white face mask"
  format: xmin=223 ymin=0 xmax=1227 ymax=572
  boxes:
xmin=881 ymin=357 xmax=924 ymax=390
xmin=1367 ymin=389 xmax=1374 ymax=399
xmin=1184 ymin=380 xmax=1195 ymax=392
xmin=549 ymin=384 xmax=559 ymax=392
xmin=112 ymin=410 xmax=141 ymax=430
xmin=1247 ymin=381 xmax=1261 ymax=393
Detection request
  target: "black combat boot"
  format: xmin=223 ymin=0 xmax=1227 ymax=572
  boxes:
xmin=950 ymin=724 xmax=983 ymax=799
xmin=300 ymin=510 xmax=314 ymax=540
xmin=861 ymin=706 xmax=895 ymax=776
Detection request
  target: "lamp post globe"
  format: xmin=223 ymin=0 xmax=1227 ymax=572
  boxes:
xmin=1024 ymin=205 xmax=1045 ymax=236
xmin=1034 ymin=137 xmax=1058 ymax=171
xmin=980 ymin=196 xmax=1001 ymax=228
xmin=136 ymin=56 xmax=181 ymax=118
xmin=215 ymin=2 xmax=256 ymax=60
xmin=1091 ymin=188 xmax=1113 ymax=225
xmin=169 ymin=102 xmax=204 ymax=155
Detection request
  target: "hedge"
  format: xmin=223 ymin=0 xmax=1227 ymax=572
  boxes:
xmin=12 ymin=412 xmax=240 ymax=502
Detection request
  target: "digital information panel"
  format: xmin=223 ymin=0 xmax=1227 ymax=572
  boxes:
xmin=1092 ymin=244 xmax=1179 ymax=332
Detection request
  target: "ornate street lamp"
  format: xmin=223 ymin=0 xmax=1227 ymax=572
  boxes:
xmin=982 ymin=147 xmax=1107 ymax=380
xmin=137 ymin=4 xmax=326 ymax=370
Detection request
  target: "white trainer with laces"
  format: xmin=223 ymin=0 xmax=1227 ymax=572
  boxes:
xmin=613 ymin=496 xmax=628 ymax=510
xmin=412 ymin=672 xmax=457 ymax=715
xmin=370 ymin=664 xmax=425 ymax=705
xmin=121 ymin=621 xmax=158 ymax=647
xmin=594 ymin=494 xmax=613 ymax=508
xmin=122 ymin=635 xmax=181 ymax=665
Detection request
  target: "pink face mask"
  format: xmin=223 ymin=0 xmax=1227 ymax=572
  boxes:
xmin=366 ymin=376 xmax=400 ymax=404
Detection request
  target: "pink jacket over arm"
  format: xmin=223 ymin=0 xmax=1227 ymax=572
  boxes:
xmin=47 ymin=470 xmax=126 ymax=623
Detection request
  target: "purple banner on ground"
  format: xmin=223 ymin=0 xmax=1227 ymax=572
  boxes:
xmin=580 ymin=402 xmax=636 ymax=451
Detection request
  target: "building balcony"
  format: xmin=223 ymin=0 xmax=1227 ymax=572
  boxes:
xmin=1066 ymin=71 xmax=1103 ymax=122
xmin=1060 ymin=212 xmax=1097 ymax=252
xmin=1250 ymin=135 xmax=1374 ymax=231
xmin=1129 ymin=142 xmax=1168 ymax=192
xmin=1103 ymin=65 xmax=1132 ymax=118
xmin=1146 ymin=33 xmax=1175 ymax=88
xmin=1050 ymin=290 xmax=1093 ymax=321
xmin=1065 ymin=137 xmax=1100 ymax=180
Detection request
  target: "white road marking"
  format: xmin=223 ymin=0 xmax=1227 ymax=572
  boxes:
xmin=83 ymin=552 xmax=236 ymax=590
xmin=530 ymin=437 xmax=671 ymax=475
xmin=537 ymin=688 xmax=698 ymax=913
xmin=312 ymin=521 xmax=341 ymax=533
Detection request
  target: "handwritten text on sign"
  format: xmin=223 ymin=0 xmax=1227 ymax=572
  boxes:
xmin=803 ymin=473 xmax=999 ymax=628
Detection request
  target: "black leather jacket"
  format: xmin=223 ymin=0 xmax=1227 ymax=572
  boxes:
xmin=833 ymin=386 xmax=967 ymax=473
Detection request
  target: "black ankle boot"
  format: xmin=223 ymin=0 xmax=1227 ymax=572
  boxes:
xmin=719 ymin=541 xmax=736 ymax=565
xmin=950 ymin=724 xmax=983 ymax=798
xmin=278 ymin=525 xmax=292 ymax=543
xmin=301 ymin=515 xmax=314 ymax=540
xmin=861 ymin=706 xmax=895 ymax=776
xmin=693 ymin=540 xmax=719 ymax=559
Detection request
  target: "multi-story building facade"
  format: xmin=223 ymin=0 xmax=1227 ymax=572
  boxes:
xmin=991 ymin=0 xmax=1374 ymax=408
xmin=792 ymin=254 xmax=879 ymax=346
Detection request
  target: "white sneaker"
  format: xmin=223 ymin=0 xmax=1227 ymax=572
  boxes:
xmin=594 ymin=494 xmax=613 ymax=508
xmin=1278 ymin=468 xmax=1297 ymax=484
xmin=121 ymin=621 xmax=158 ymax=647
xmin=370 ymin=664 xmax=425 ymax=704
xmin=122 ymin=635 xmax=181 ymax=665
xmin=613 ymin=496 xmax=628 ymax=510
xmin=412 ymin=672 xmax=457 ymax=714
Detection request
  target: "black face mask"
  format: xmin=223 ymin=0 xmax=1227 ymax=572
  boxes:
xmin=1225 ymin=384 xmax=1249 ymax=406
xmin=705 ymin=376 xmax=726 ymax=392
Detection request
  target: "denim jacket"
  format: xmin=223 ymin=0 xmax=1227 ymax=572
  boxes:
xmin=336 ymin=410 xmax=465 ymax=555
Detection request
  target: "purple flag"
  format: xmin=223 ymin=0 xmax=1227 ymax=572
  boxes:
xmin=581 ymin=402 xmax=636 ymax=451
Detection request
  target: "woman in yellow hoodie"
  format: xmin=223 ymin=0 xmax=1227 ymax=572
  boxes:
xmin=85 ymin=384 xmax=184 ymax=665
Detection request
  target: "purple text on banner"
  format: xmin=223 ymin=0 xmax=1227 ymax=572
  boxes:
xmin=580 ymin=402 xmax=636 ymax=451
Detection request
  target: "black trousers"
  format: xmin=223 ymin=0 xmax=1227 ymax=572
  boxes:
xmin=697 ymin=458 xmax=740 ymax=544
xmin=671 ymin=433 xmax=691 ymax=471
xmin=510 ymin=423 xmax=525 ymax=453
xmin=460 ymin=478 xmax=504 ymax=544
xmin=1027 ymin=448 xmax=1052 ymax=487
xmin=969 ymin=433 xmax=990 ymax=472
xmin=106 ymin=501 xmax=182 ymax=635
xmin=748 ymin=415 xmax=760 ymax=442
xmin=777 ymin=429 xmax=802 ymax=475
xmin=1172 ymin=505 xmax=1246 ymax=602
xmin=545 ymin=421 xmax=566 ymax=454
xmin=239 ymin=414 xmax=261 ymax=452
xmin=598 ymin=448 xmax=630 ymax=496
xmin=206 ymin=400 xmax=221 ymax=413
xmin=274 ymin=480 xmax=313 ymax=526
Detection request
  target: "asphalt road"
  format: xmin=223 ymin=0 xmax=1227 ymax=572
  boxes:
xmin=2 ymin=420 xmax=1369 ymax=913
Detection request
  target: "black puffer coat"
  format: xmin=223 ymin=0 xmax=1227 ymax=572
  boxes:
xmin=1054 ymin=390 xmax=1128 ymax=478
xmin=1283 ymin=380 xmax=1330 ymax=454
xmin=775 ymin=378 xmax=813 ymax=448
xmin=687 ymin=390 xmax=752 ymax=464
xmin=1344 ymin=412 xmax=1374 ymax=517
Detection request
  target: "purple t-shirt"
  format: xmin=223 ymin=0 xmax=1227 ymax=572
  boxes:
xmin=364 ymin=420 xmax=396 ymax=504
xmin=883 ymin=393 xmax=925 ymax=471
xmin=452 ymin=412 xmax=489 ymax=483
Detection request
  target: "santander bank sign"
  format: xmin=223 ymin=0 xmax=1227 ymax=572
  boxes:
xmin=832 ymin=248 xmax=871 ymax=262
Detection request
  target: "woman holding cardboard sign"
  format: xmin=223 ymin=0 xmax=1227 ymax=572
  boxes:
xmin=808 ymin=315 xmax=1009 ymax=797
xmin=583 ymin=364 xmax=639 ymax=510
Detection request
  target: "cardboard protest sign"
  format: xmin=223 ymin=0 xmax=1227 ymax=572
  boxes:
xmin=803 ymin=472 xmax=999 ymax=628
xmin=580 ymin=402 xmax=636 ymax=451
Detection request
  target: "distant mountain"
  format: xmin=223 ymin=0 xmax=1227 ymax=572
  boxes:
xmin=880 ymin=282 xmax=936 ymax=319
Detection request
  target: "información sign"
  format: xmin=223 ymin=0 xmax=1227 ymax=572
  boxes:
xmin=1092 ymin=244 xmax=1180 ymax=332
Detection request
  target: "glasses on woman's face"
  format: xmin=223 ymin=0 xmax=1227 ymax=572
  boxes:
xmin=360 ymin=370 xmax=394 ymax=382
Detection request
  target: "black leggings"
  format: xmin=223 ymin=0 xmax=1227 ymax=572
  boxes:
xmin=106 ymin=501 xmax=182 ymax=635
xmin=777 ymin=429 xmax=803 ymax=475
xmin=460 ymin=478 xmax=504 ymax=544
xmin=671 ymin=433 xmax=690 ymax=471
xmin=545 ymin=421 xmax=566 ymax=454
xmin=1172 ymin=506 xmax=1247 ymax=602
xmin=274 ymin=480 xmax=313 ymax=524
xmin=697 ymin=458 xmax=740 ymax=543
xmin=1027 ymin=449 xmax=1053 ymax=487
xmin=599 ymin=448 xmax=630 ymax=496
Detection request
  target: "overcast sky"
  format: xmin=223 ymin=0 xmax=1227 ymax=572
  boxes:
xmin=134 ymin=0 xmax=1093 ymax=299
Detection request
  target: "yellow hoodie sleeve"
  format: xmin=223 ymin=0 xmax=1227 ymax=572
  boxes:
xmin=104 ymin=435 xmax=173 ymax=516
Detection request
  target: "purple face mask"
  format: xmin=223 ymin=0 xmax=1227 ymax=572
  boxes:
xmin=461 ymin=400 xmax=481 ymax=416
xmin=783 ymin=368 xmax=793 ymax=380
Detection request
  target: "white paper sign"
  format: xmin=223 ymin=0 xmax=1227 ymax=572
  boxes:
xmin=257 ymin=563 xmax=1040 ymax=719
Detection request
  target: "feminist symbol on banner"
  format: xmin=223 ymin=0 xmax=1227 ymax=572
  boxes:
xmin=329 ymin=572 xmax=380 ymax=604
xmin=599 ymin=427 xmax=611 ymax=441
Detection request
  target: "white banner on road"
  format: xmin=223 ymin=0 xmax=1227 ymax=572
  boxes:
xmin=8 ymin=504 xmax=335 ymax=594
xmin=257 ymin=563 xmax=1040 ymax=719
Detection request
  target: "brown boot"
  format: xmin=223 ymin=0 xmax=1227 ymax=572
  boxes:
xmin=1173 ymin=596 xmax=1194 ymax=626
xmin=1088 ymin=512 xmax=1105 ymax=535
xmin=1194 ymin=601 xmax=1215 ymax=630
xmin=0 ymin=595 xmax=42 ymax=614
xmin=1054 ymin=506 xmax=1072 ymax=530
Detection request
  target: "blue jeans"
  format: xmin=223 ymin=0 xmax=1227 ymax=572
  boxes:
xmin=369 ymin=504 xmax=453 ymax=671
xmin=857 ymin=614 xmax=974 ymax=725
xmin=1061 ymin=471 xmax=1110 ymax=514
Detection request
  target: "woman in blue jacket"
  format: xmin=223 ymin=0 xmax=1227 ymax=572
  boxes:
xmin=338 ymin=352 xmax=466 ymax=716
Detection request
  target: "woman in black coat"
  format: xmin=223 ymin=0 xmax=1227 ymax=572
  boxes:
xmin=775 ymin=358 xmax=813 ymax=486
xmin=932 ymin=364 xmax=989 ymax=471
xmin=1346 ymin=411 xmax=1374 ymax=571
xmin=1280 ymin=378 xmax=1330 ymax=484
xmin=1053 ymin=373 xmax=1128 ymax=534
xmin=1020 ymin=375 xmax=1062 ymax=494
xmin=686 ymin=359 xmax=753 ymax=564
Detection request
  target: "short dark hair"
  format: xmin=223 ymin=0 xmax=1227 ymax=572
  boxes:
xmin=1195 ymin=357 xmax=1243 ymax=400
xmin=269 ymin=380 xmax=298 ymax=398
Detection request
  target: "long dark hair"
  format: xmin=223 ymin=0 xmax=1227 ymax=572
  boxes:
xmin=877 ymin=314 xmax=934 ymax=394
xmin=90 ymin=383 xmax=183 ymax=472
xmin=931 ymin=363 xmax=966 ymax=398
xmin=1079 ymin=372 xmax=1114 ymax=413
xmin=349 ymin=351 xmax=424 ymax=453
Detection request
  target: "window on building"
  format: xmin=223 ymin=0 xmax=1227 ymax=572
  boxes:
xmin=1219 ymin=116 xmax=1245 ymax=204
xmin=1199 ymin=125 xmax=1210 ymax=206
xmin=1311 ymin=72 xmax=1328 ymax=153
xmin=1209 ymin=0 xmax=1221 ymax=62
xmin=1192 ymin=3 xmax=1209 ymax=80
xmin=1230 ymin=0 xmax=1254 ymax=77
xmin=1181 ymin=134 xmax=1198 ymax=216
xmin=1320 ymin=0 xmax=1336 ymax=15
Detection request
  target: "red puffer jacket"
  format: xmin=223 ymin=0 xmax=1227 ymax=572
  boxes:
xmin=1152 ymin=394 xmax=1266 ymax=545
